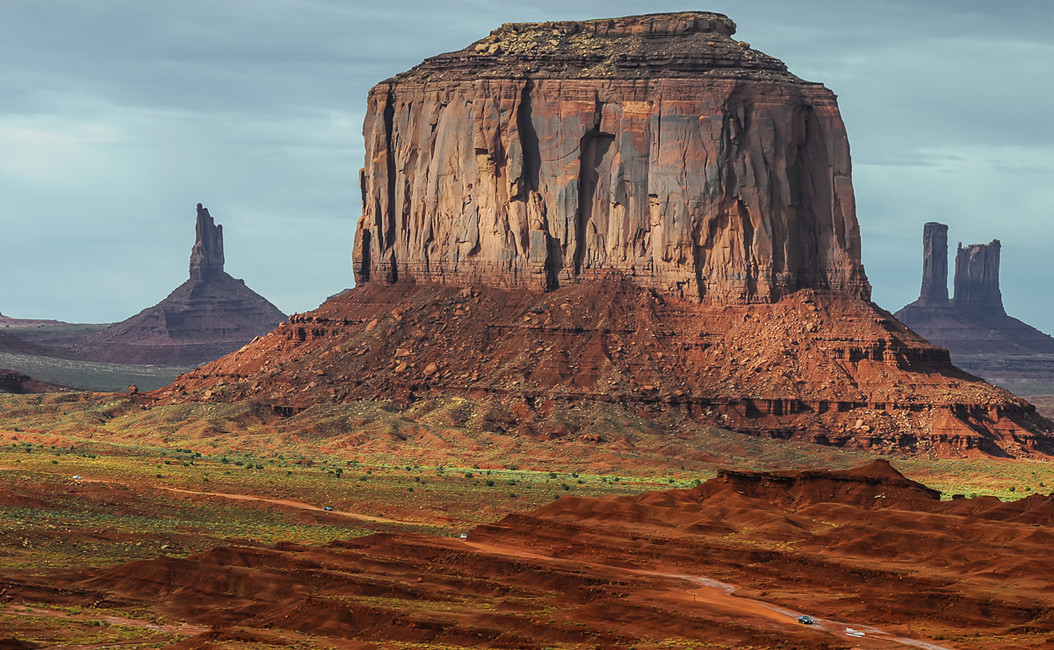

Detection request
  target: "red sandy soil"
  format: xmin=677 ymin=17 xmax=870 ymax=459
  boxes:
xmin=152 ymin=279 xmax=1054 ymax=458
xmin=3 ymin=460 xmax=1052 ymax=648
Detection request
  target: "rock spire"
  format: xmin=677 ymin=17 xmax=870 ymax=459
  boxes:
xmin=190 ymin=203 xmax=224 ymax=281
xmin=896 ymin=224 xmax=1054 ymax=393
xmin=353 ymin=12 xmax=870 ymax=303
xmin=919 ymin=222 xmax=949 ymax=304
xmin=77 ymin=204 xmax=286 ymax=366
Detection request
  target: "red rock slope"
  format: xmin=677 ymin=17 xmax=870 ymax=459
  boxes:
xmin=155 ymin=279 xmax=1054 ymax=457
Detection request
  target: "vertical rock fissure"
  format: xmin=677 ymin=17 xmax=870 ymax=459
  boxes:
xmin=383 ymin=87 xmax=397 ymax=254
xmin=517 ymin=81 xmax=541 ymax=196
xmin=576 ymin=130 xmax=615 ymax=276
xmin=576 ymin=130 xmax=597 ymax=276
xmin=359 ymin=230 xmax=372 ymax=282
xmin=738 ymin=198 xmax=757 ymax=299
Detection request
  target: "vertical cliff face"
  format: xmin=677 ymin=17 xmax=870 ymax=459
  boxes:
xmin=353 ymin=12 xmax=870 ymax=303
xmin=953 ymin=240 xmax=1003 ymax=315
xmin=190 ymin=203 xmax=225 ymax=282
xmin=919 ymin=222 xmax=949 ymax=304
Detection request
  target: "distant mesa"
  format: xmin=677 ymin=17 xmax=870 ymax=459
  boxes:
xmin=895 ymin=223 xmax=1054 ymax=394
xmin=157 ymin=13 xmax=1054 ymax=457
xmin=77 ymin=204 xmax=287 ymax=367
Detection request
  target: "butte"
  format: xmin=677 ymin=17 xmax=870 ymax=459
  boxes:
xmin=78 ymin=204 xmax=287 ymax=367
xmin=155 ymin=12 xmax=1054 ymax=457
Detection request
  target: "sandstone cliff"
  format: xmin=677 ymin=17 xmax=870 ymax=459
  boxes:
xmin=78 ymin=204 xmax=287 ymax=366
xmin=353 ymin=12 xmax=870 ymax=303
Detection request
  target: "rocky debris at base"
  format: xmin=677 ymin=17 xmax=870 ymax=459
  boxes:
xmin=152 ymin=279 xmax=1054 ymax=458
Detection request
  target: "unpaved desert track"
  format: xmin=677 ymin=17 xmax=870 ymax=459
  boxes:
xmin=67 ymin=472 xmax=426 ymax=526
xmin=157 ymin=485 xmax=422 ymax=525
xmin=463 ymin=539 xmax=954 ymax=650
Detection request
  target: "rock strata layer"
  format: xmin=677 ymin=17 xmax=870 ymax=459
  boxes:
xmin=78 ymin=205 xmax=287 ymax=366
xmin=896 ymin=224 xmax=1054 ymax=394
xmin=353 ymin=12 xmax=870 ymax=303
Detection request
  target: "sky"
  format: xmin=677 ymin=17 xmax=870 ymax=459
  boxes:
xmin=0 ymin=0 xmax=1051 ymax=331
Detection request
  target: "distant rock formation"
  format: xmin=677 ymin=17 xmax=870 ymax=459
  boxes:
xmin=0 ymin=330 xmax=47 ymax=355
xmin=353 ymin=12 xmax=870 ymax=303
xmin=896 ymin=224 xmax=1054 ymax=393
xmin=953 ymin=240 xmax=1003 ymax=315
xmin=78 ymin=204 xmax=287 ymax=366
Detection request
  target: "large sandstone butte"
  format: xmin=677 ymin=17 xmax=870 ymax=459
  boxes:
xmin=896 ymin=223 xmax=1054 ymax=394
xmin=78 ymin=204 xmax=287 ymax=366
xmin=353 ymin=12 xmax=869 ymax=303
xmin=157 ymin=13 xmax=1054 ymax=457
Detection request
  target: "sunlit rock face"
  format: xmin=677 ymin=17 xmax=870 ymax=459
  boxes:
xmin=353 ymin=12 xmax=870 ymax=303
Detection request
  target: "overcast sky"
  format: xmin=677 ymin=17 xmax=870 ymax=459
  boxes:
xmin=1 ymin=1 xmax=1051 ymax=332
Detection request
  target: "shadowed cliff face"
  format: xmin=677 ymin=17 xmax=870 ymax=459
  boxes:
xmin=190 ymin=203 xmax=225 ymax=282
xmin=954 ymin=240 xmax=1003 ymax=315
xmin=353 ymin=12 xmax=870 ymax=304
